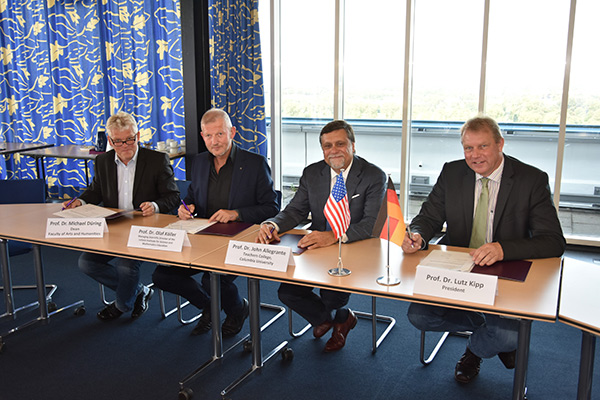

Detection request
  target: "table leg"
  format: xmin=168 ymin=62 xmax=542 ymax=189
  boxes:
xmin=220 ymin=278 xmax=289 ymax=399
xmin=178 ymin=272 xmax=224 ymax=392
xmin=33 ymin=244 xmax=49 ymax=322
xmin=512 ymin=319 xmax=531 ymax=400
xmin=577 ymin=331 xmax=596 ymax=400
xmin=84 ymin=160 xmax=90 ymax=186
xmin=0 ymin=239 xmax=16 ymax=320
xmin=33 ymin=156 xmax=48 ymax=199
xmin=1 ymin=243 xmax=84 ymax=348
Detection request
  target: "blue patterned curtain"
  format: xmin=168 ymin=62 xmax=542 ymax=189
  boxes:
xmin=208 ymin=0 xmax=267 ymax=156
xmin=0 ymin=0 xmax=185 ymax=197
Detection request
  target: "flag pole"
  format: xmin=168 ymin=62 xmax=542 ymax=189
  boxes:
xmin=328 ymin=169 xmax=351 ymax=277
xmin=377 ymin=175 xmax=400 ymax=286
xmin=328 ymin=236 xmax=350 ymax=276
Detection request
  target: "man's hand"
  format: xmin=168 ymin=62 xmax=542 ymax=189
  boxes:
xmin=209 ymin=209 xmax=239 ymax=223
xmin=256 ymin=223 xmax=280 ymax=244
xmin=139 ymin=201 xmax=156 ymax=217
xmin=178 ymin=203 xmax=195 ymax=220
xmin=297 ymin=230 xmax=336 ymax=250
xmin=470 ymin=242 xmax=504 ymax=266
xmin=401 ymin=231 xmax=423 ymax=254
xmin=61 ymin=199 xmax=82 ymax=209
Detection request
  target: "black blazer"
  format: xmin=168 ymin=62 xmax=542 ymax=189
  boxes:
xmin=411 ymin=154 xmax=565 ymax=260
xmin=80 ymin=147 xmax=180 ymax=213
xmin=269 ymin=155 xmax=386 ymax=243
xmin=183 ymin=146 xmax=279 ymax=224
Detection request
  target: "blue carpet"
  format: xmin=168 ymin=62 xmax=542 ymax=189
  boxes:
xmin=0 ymin=246 xmax=599 ymax=399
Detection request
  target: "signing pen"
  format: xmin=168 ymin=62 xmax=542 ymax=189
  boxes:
xmin=62 ymin=197 xmax=78 ymax=210
xmin=406 ymin=225 xmax=415 ymax=248
xmin=181 ymin=199 xmax=194 ymax=219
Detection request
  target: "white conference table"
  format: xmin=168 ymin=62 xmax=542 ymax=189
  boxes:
xmin=559 ymin=258 xmax=600 ymax=400
xmin=193 ymin=229 xmax=563 ymax=400
xmin=0 ymin=203 xmax=256 ymax=347
xmin=0 ymin=204 xmax=563 ymax=400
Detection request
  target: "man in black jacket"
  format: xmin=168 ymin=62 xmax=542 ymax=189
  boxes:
xmin=63 ymin=111 xmax=179 ymax=321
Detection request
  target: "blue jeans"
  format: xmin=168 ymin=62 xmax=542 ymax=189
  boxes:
xmin=152 ymin=265 xmax=243 ymax=316
xmin=78 ymin=252 xmax=143 ymax=312
xmin=407 ymin=303 xmax=519 ymax=358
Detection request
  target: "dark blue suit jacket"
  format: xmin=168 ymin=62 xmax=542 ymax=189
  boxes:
xmin=184 ymin=146 xmax=279 ymax=224
xmin=410 ymin=154 xmax=565 ymax=260
xmin=268 ymin=155 xmax=386 ymax=243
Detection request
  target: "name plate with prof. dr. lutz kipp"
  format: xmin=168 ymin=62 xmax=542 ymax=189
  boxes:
xmin=413 ymin=265 xmax=498 ymax=305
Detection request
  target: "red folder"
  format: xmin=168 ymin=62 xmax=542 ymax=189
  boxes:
xmin=471 ymin=260 xmax=532 ymax=282
xmin=197 ymin=221 xmax=253 ymax=236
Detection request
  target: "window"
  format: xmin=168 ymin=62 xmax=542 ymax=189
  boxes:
xmin=561 ymin=0 xmax=600 ymax=240
xmin=408 ymin=0 xmax=483 ymax=219
xmin=260 ymin=0 xmax=600 ymax=244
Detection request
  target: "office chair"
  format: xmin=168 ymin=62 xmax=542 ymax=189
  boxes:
xmin=416 ymin=235 xmax=471 ymax=365
xmin=420 ymin=330 xmax=472 ymax=365
xmin=0 ymin=179 xmax=60 ymax=319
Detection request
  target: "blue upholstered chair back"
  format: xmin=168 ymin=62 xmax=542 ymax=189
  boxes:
xmin=0 ymin=179 xmax=46 ymax=255
xmin=171 ymin=180 xmax=191 ymax=214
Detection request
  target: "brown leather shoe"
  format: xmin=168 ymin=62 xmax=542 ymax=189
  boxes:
xmin=324 ymin=310 xmax=357 ymax=352
xmin=313 ymin=320 xmax=334 ymax=338
xmin=454 ymin=347 xmax=482 ymax=383
xmin=498 ymin=350 xmax=516 ymax=369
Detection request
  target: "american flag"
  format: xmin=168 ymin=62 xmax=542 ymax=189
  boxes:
xmin=324 ymin=172 xmax=351 ymax=239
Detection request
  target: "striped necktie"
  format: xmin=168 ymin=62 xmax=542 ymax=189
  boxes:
xmin=469 ymin=177 xmax=489 ymax=249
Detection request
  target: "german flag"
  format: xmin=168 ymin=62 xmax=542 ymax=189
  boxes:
xmin=372 ymin=176 xmax=405 ymax=246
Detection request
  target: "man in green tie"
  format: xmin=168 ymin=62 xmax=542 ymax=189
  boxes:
xmin=401 ymin=115 xmax=565 ymax=383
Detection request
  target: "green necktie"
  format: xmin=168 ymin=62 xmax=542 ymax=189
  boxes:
xmin=469 ymin=177 xmax=489 ymax=249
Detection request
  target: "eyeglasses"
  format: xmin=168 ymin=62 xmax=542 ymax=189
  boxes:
xmin=110 ymin=135 xmax=137 ymax=147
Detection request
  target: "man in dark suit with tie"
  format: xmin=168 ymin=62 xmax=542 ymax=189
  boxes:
xmin=62 ymin=111 xmax=180 ymax=321
xmin=152 ymin=108 xmax=279 ymax=337
xmin=256 ymin=120 xmax=386 ymax=352
xmin=402 ymin=115 xmax=565 ymax=383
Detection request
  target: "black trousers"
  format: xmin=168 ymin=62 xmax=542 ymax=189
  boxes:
xmin=278 ymin=283 xmax=350 ymax=326
xmin=152 ymin=265 xmax=243 ymax=316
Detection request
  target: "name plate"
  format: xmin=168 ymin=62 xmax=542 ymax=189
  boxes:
xmin=46 ymin=218 xmax=107 ymax=238
xmin=127 ymin=225 xmax=190 ymax=252
xmin=224 ymin=240 xmax=294 ymax=272
xmin=413 ymin=265 xmax=498 ymax=305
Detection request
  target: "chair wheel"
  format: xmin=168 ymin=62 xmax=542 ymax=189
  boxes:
xmin=282 ymin=347 xmax=294 ymax=361
xmin=243 ymin=340 xmax=252 ymax=352
xmin=178 ymin=387 xmax=193 ymax=400
xmin=48 ymin=302 xmax=58 ymax=312
xmin=74 ymin=306 xmax=86 ymax=316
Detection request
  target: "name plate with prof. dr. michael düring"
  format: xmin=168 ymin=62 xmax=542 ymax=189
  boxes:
xmin=413 ymin=265 xmax=498 ymax=305
xmin=46 ymin=218 xmax=107 ymax=238
xmin=127 ymin=225 xmax=191 ymax=252
xmin=224 ymin=240 xmax=295 ymax=272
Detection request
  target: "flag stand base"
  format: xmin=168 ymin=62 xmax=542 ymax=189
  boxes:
xmin=376 ymin=275 xmax=401 ymax=286
xmin=328 ymin=268 xmax=351 ymax=277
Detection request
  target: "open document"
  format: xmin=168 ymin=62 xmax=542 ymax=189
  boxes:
xmin=53 ymin=204 xmax=120 ymax=219
xmin=165 ymin=218 xmax=216 ymax=234
xmin=417 ymin=249 xmax=474 ymax=272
